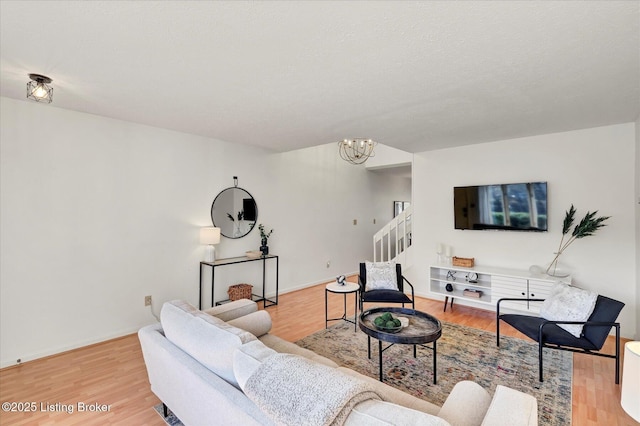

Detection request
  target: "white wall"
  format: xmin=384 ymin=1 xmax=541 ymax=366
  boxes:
xmin=365 ymin=143 xmax=412 ymax=169
xmin=0 ymin=97 xmax=410 ymax=367
xmin=408 ymin=123 xmax=637 ymax=339
xmin=635 ymin=117 xmax=640 ymax=340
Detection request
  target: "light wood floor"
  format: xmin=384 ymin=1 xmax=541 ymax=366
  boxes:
xmin=0 ymin=279 xmax=636 ymax=425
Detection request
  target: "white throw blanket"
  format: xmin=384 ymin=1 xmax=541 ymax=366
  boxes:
xmin=244 ymin=353 xmax=381 ymax=426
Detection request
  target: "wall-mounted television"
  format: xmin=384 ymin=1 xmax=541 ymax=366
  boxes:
xmin=454 ymin=182 xmax=547 ymax=231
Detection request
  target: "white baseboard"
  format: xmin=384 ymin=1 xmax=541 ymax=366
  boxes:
xmin=1 ymin=272 xmax=361 ymax=369
xmin=0 ymin=323 xmax=155 ymax=369
xmin=263 ymin=270 xmax=359 ymax=299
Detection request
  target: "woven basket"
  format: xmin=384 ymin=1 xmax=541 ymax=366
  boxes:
xmin=227 ymin=283 xmax=253 ymax=301
xmin=452 ymin=256 xmax=475 ymax=268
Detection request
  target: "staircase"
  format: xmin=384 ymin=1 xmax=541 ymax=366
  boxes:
xmin=373 ymin=205 xmax=412 ymax=265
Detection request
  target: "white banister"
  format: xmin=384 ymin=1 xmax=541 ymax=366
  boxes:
xmin=373 ymin=206 xmax=412 ymax=265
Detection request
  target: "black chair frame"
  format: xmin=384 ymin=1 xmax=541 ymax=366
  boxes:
xmin=358 ymin=263 xmax=415 ymax=312
xmin=496 ymin=297 xmax=622 ymax=383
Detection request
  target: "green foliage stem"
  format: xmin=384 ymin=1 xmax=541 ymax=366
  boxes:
xmin=546 ymin=205 xmax=610 ymax=275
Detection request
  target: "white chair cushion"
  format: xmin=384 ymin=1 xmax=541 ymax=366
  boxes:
xmin=539 ymin=283 xmax=598 ymax=337
xmin=365 ymin=262 xmax=398 ymax=291
xmin=161 ymin=300 xmax=256 ymax=388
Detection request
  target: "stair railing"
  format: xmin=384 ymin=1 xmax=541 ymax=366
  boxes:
xmin=373 ymin=205 xmax=412 ymax=265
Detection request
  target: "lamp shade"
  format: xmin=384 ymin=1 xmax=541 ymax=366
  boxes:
xmin=621 ymin=341 xmax=640 ymax=422
xmin=200 ymin=227 xmax=220 ymax=245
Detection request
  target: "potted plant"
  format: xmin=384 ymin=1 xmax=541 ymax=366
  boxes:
xmin=546 ymin=205 xmax=610 ymax=276
xmin=258 ymin=224 xmax=273 ymax=256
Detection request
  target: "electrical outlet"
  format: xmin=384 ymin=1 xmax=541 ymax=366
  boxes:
xmin=353 ymin=219 xmax=357 ymax=225
xmin=145 ymin=295 xmax=152 ymax=306
xmin=326 ymin=260 xmax=331 ymax=268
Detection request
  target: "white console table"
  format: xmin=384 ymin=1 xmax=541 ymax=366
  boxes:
xmin=429 ymin=264 xmax=570 ymax=313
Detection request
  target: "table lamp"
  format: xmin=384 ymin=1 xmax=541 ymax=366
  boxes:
xmin=200 ymin=227 xmax=220 ymax=262
xmin=621 ymin=341 xmax=640 ymax=422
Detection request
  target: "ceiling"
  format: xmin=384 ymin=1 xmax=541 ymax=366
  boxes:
xmin=1 ymin=1 xmax=638 ymax=154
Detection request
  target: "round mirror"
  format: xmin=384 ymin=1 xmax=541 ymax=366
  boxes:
xmin=211 ymin=187 xmax=258 ymax=239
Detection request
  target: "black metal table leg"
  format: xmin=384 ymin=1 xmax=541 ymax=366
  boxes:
xmin=198 ymin=263 xmax=203 ymax=310
xmin=275 ymin=256 xmax=279 ymax=305
xmin=379 ymin=339 xmax=383 ymax=382
xmin=353 ymin=290 xmax=357 ymax=332
xmin=433 ymin=340 xmax=437 ymax=384
xmin=325 ymin=289 xmax=328 ymax=329
xmin=211 ymin=264 xmax=215 ymax=308
xmin=262 ymin=257 xmax=267 ymax=308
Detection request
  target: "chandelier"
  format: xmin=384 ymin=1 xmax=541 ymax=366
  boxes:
xmin=338 ymin=138 xmax=377 ymax=165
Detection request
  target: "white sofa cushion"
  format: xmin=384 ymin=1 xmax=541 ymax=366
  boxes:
xmin=539 ymin=283 xmax=598 ymax=337
xmin=259 ymin=333 xmax=339 ymax=368
xmin=161 ymin=300 xmax=256 ymax=388
xmin=346 ymin=400 xmax=451 ymax=426
xmin=233 ymin=340 xmax=278 ymax=390
xmin=337 ymin=367 xmax=441 ymax=416
xmin=243 ymin=353 xmax=381 ymax=426
xmin=233 ymin=341 xmax=447 ymax=426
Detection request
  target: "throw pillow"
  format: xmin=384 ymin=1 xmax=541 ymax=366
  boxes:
xmin=161 ymin=300 xmax=257 ymax=388
xmin=227 ymin=310 xmax=272 ymax=337
xmin=539 ymin=283 xmax=598 ymax=338
xmin=365 ymin=262 xmax=398 ymax=292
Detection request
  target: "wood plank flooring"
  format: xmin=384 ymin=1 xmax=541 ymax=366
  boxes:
xmin=0 ymin=278 xmax=636 ymax=425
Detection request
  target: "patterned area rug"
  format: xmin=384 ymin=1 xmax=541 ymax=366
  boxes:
xmin=296 ymin=320 xmax=572 ymax=426
xmin=153 ymin=404 xmax=183 ymax=426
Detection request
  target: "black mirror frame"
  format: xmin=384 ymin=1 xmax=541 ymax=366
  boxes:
xmin=210 ymin=187 xmax=258 ymax=239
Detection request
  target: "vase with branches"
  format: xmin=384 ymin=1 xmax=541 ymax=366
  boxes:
xmin=227 ymin=211 xmax=245 ymax=237
xmin=258 ymin=224 xmax=273 ymax=256
xmin=546 ymin=205 xmax=610 ymax=276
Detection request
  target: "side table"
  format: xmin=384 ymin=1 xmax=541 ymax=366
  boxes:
xmin=359 ymin=307 xmax=442 ymax=383
xmin=325 ymin=281 xmax=359 ymax=332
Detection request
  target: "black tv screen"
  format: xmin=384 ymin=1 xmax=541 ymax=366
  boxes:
xmin=454 ymin=182 xmax=547 ymax=231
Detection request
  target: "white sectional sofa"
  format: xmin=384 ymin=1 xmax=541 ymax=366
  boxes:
xmin=138 ymin=299 xmax=538 ymax=426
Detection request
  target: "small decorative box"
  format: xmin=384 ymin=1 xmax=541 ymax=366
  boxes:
xmin=452 ymin=256 xmax=475 ymax=267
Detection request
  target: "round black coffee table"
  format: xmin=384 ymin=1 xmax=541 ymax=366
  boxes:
xmin=359 ymin=307 xmax=442 ymax=383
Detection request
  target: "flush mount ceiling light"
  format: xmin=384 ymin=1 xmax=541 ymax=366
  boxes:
xmin=338 ymin=138 xmax=377 ymax=165
xmin=26 ymin=73 xmax=53 ymax=103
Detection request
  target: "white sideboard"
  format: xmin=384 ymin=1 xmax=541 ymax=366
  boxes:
xmin=429 ymin=264 xmax=571 ymax=314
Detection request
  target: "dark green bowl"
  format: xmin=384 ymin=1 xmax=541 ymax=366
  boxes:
xmin=374 ymin=323 xmax=403 ymax=333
